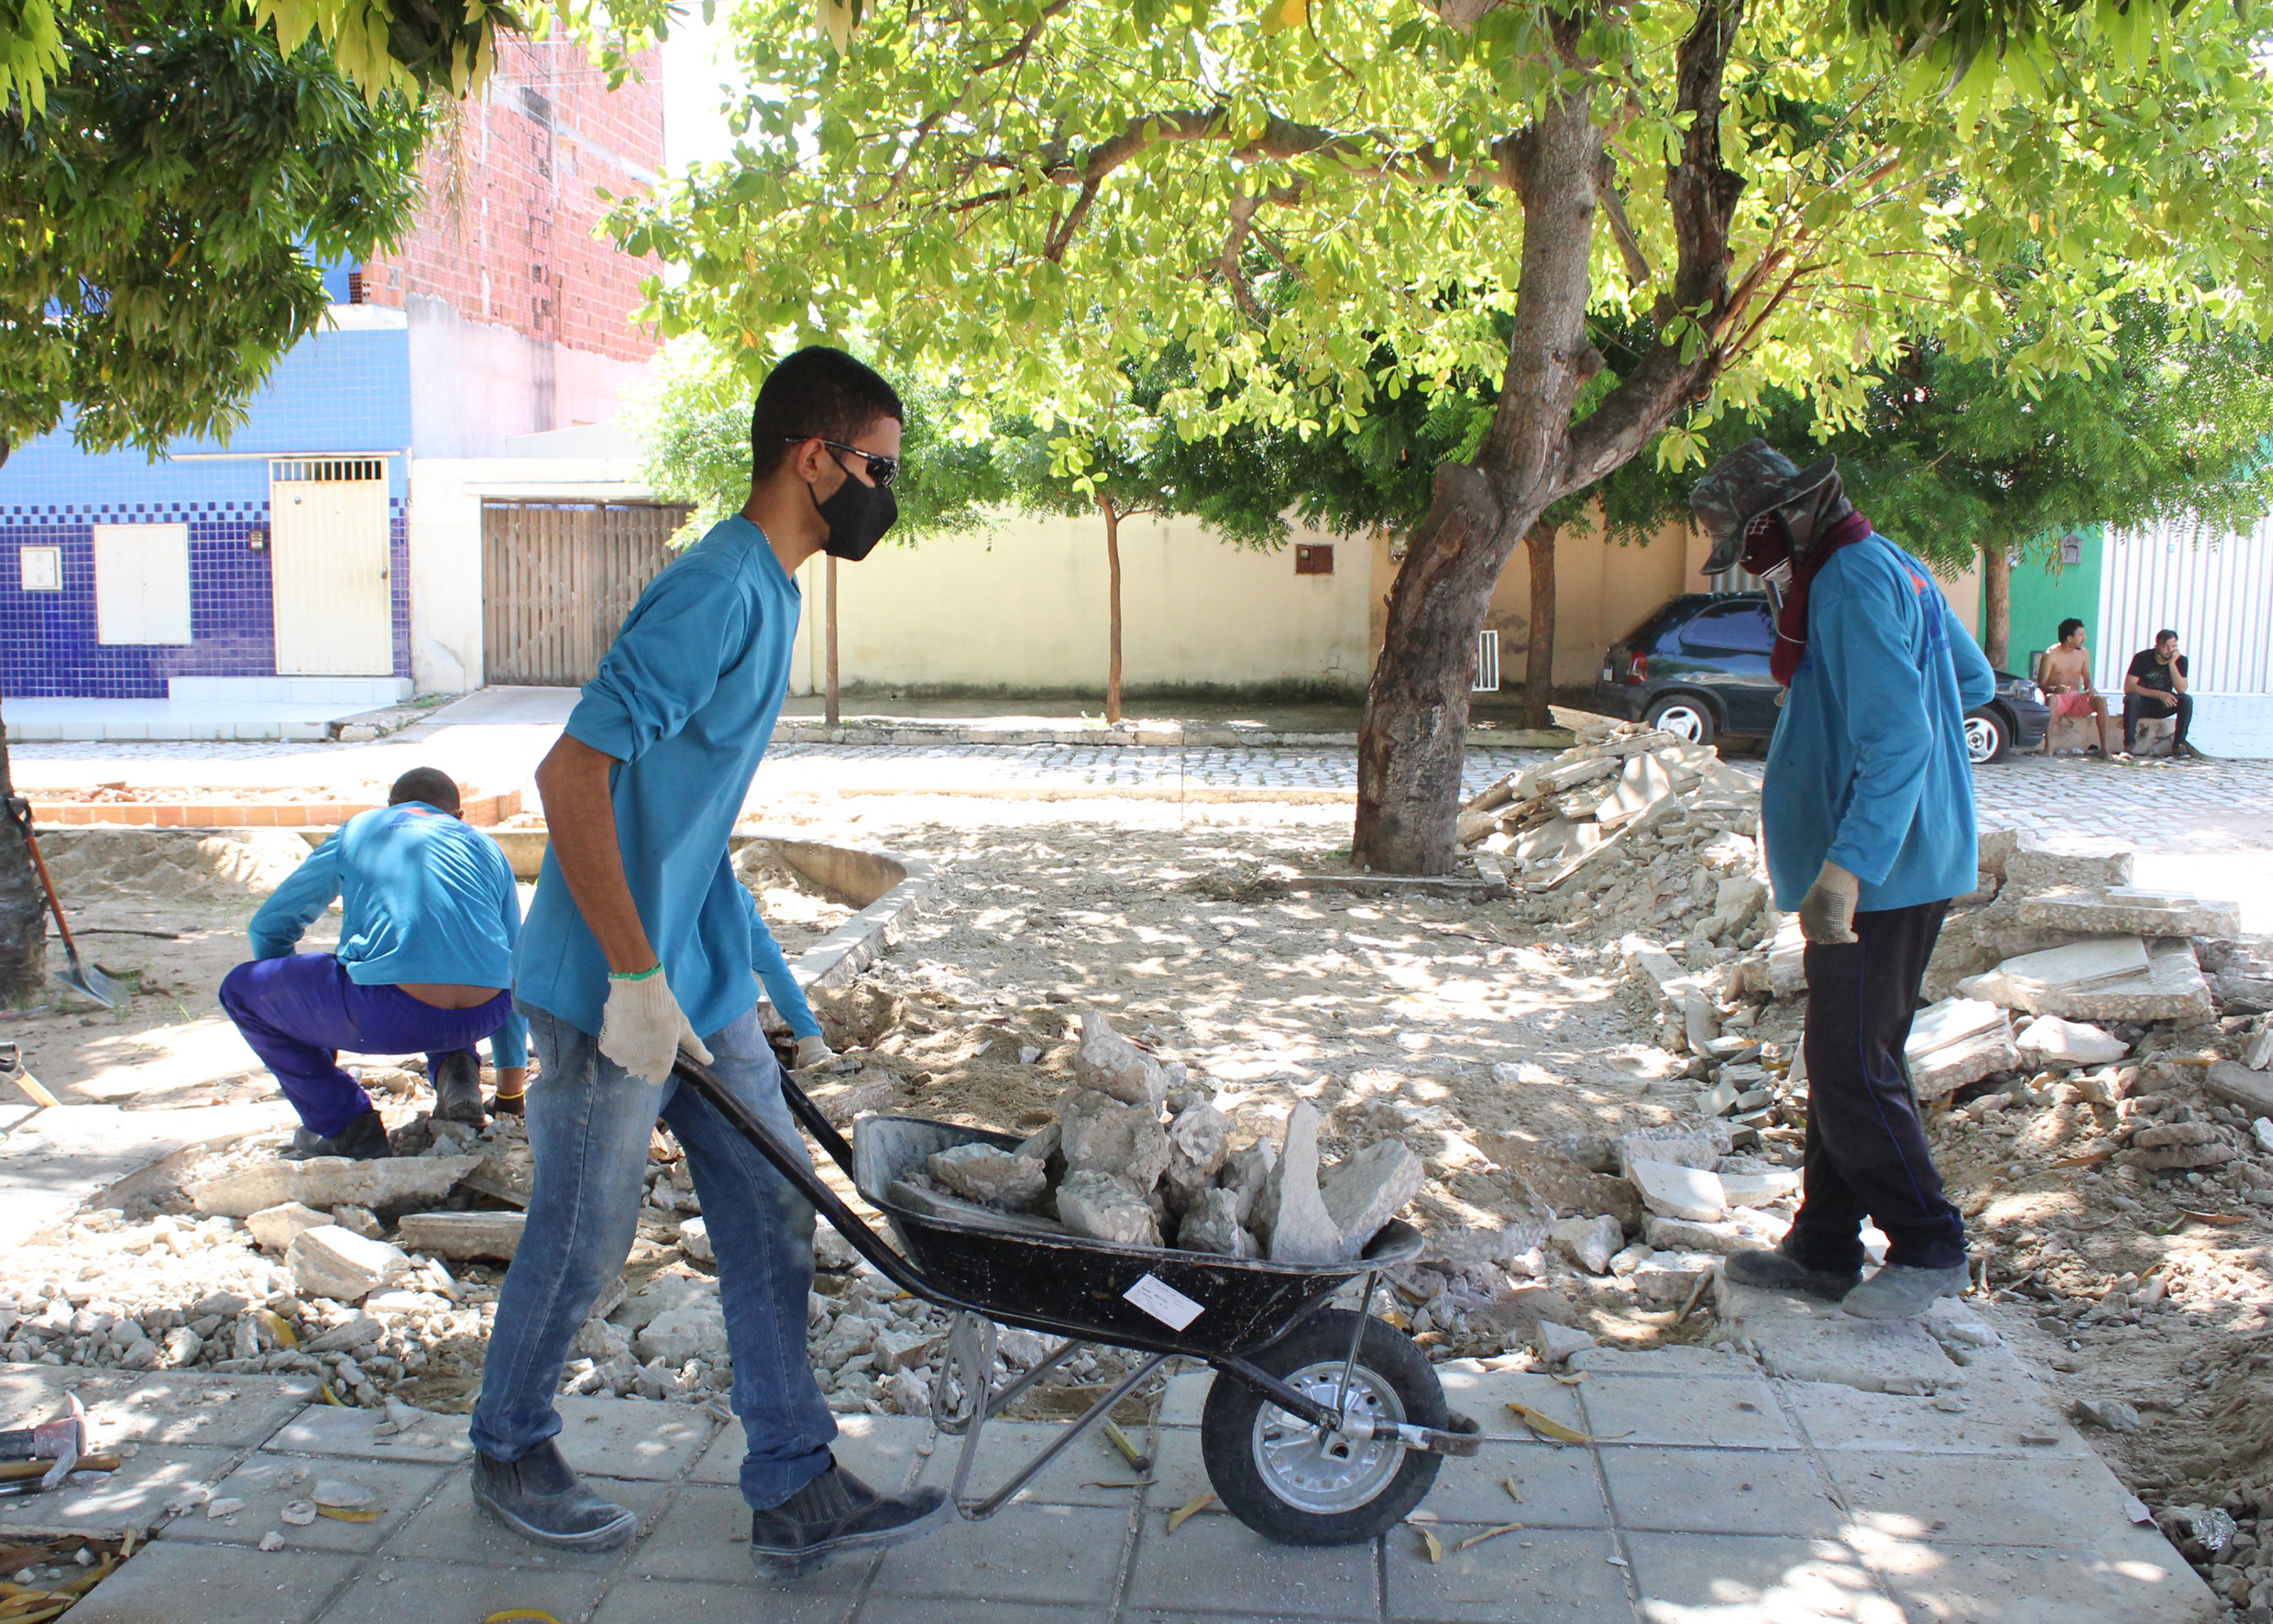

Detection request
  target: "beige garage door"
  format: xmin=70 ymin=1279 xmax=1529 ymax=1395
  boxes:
xmin=481 ymin=500 xmax=687 ymax=686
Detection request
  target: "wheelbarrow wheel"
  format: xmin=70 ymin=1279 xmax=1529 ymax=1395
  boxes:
xmin=1199 ymin=1310 xmax=1446 ymax=1546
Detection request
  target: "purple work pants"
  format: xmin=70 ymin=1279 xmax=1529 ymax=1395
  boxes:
xmin=220 ymin=953 xmax=513 ymax=1136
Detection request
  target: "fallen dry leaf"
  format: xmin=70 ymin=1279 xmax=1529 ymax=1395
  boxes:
xmin=1455 ymin=1520 xmax=1526 ymax=1551
xmin=1418 ymin=1527 xmax=1444 ymax=1564
xmin=1505 ymin=1401 xmax=1590 ymax=1444
xmin=1167 ymin=1493 xmax=1215 ymax=1533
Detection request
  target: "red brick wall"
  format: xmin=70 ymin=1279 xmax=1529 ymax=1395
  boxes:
xmin=357 ymin=38 xmax=664 ymax=366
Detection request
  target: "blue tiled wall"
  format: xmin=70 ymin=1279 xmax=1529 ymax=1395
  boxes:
xmin=0 ymin=324 xmax=412 ymax=697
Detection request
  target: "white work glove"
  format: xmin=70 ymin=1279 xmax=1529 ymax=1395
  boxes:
xmin=793 ymin=1035 xmax=834 ymax=1070
xmin=1797 ymin=861 xmax=1861 ymax=946
xmin=599 ymin=968 xmax=712 ymax=1086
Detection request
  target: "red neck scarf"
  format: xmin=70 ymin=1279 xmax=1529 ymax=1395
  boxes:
xmin=1767 ymin=510 xmax=1873 ymax=686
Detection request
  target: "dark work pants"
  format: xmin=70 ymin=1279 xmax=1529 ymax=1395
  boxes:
xmin=1785 ymin=900 xmax=1968 ymax=1273
xmin=2123 ymin=691 xmax=2191 ymax=751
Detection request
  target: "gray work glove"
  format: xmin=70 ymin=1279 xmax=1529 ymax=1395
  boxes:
xmin=598 ymin=967 xmax=712 ymax=1086
xmin=1797 ymin=861 xmax=1861 ymax=946
xmin=793 ymin=1035 xmax=834 ymax=1070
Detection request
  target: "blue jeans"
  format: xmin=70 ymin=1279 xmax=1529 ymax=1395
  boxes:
xmin=220 ymin=953 xmax=514 ymax=1137
xmin=468 ymin=1003 xmax=836 ymax=1508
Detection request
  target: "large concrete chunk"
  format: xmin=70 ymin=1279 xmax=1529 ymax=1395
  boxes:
xmin=1320 ymin=1140 xmax=1424 ymax=1256
xmin=1910 ymin=1026 xmax=2020 ymax=1102
xmin=1072 ymin=1009 xmax=1168 ymax=1107
xmin=1631 ymin=1159 xmax=1727 ymax=1223
xmin=637 ymin=1297 xmax=729 ymax=1365
xmin=2015 ymin=885 xmax=2242 ymax=940
xmin=2003 ymin=831 xmax=2135 ymax=893
xmin=2014 ymin=1015 xmax=2130 ymax=1068
xmin=1550 ymin=1214 xmax=1625 ymax=1275
xmin=1216 ymin=1137 xmax=1276 ymax=1225
xmin=245 ymin=1202 xmax=333 ymax=1254
xmin=1768 ymin=913 xmax=1807 ymax=996
xmin=1615 ymin=1125 xmax=1730 ymax=1180
xmin=1175 ymin=1188 xmax=1256 ymax=1257
xmin=395 ymin=1210 xmax=527 ymax=1261
xmin=192 ymin=1154 xmax=483 ymax=1219
xmin=1258 ymin=1103 xmax=1342 ymax=1264
xmin=1961 ymin=937 xmax=2215 ymax=1024
xmin=1056 ymin=1086 xmax=1169 ymax=1190
xmin=927 ymin=1143 xmax=1049 ymax=1210
xmin=287 ymin=1224 xmax=412 ymax=1303
xmin=1053 ymin=1169 xmax=1162 ymax=1248
xmin=2206 ymin=1061 xmax=2273 ymax=1118
xmin=1161 ymin=1098 xmax=1233 ymax=1213
xmin=1905 ymin=998 xmax=2008 ymax=1059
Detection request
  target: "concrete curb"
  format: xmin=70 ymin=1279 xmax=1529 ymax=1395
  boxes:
xmin=741 ymin=833 xmax=937 ymax=994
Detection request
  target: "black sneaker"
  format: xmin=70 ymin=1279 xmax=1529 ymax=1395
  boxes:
xmin=285 ymin=1108 xmax=393 ymax=1161
xmin=472 ymin=1438 xmax=638 ymax=1549
xmin=749 ymin=1456 xmax=950 ymax=1575
xmin=1723 ymin=1245 xmax=1862 ymax=1301
xmin=433 ymin=1050 xmax=487 ymax=1125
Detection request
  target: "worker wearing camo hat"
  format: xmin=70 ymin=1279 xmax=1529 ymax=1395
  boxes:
xmin=1689 ymin=439 xmax=1995 ymax=1320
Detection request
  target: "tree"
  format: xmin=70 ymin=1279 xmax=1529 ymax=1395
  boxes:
xmin=622 ymin=0 xmax=2273 ymax=872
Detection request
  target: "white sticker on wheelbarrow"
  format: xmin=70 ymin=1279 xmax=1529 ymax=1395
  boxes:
xmin=1123 ymin=1273 xmax=1203 ymax=1331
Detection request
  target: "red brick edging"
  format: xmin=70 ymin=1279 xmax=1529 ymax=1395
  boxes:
xmin=28 ymin=790 xmax=521 ymax=829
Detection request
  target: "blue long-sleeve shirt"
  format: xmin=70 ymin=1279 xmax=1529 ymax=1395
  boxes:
xmin=513 ymin=514 xmax=821 ymax=1042
xmin=248 ymin=801 xmax=529 ymax=1067
xmin=1762 ymin=532 xmax=1998 ymax=914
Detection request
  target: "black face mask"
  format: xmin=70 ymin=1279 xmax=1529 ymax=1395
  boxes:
xmin=812 ymin=467 xmax=897 ymax=562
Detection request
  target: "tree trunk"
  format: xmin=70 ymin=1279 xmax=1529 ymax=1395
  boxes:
xmin=1521 ymin=520 xmax=1558 ymax=731
xmin=1982 ymin=538 xmax=2011 ymax=670
xmin=0 ymin=710 xmax=48 ymax=1004
xmin=1101 ymin=495 xmax=1124 ymax=725
xmin=825 ymin=554 xmax=840 ymax=727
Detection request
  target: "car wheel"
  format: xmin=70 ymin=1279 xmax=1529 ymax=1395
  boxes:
xmin=1644 ymin=696 xmax=1716 ymax=746
xmin=1965 ymin=709 xmax=2011 ymax=765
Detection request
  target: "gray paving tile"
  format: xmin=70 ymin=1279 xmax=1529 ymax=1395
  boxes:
xmin=913 ymin=1420 xmax=1157 ymax=1508
xmin=264 ymin=1401 xmax=474 ymax=1465
xmin=692 ymin=1410 xmax=930 ymax=1492
xmin=83 ymin=1371 xmax=319 ymax=1449
xmin=1123 ymin=1509 xmax=1377 ymax=1618
xmin=590 ymin=1576 xmax=852 ymax=1623
xmin=869 ymin=1502 xmax=1132 ymax=1604
xmin=1856 ymin=1534 xmax=2213 ymax=1624
xmin=1600 ymin=1446 xmax=1842 ymax=1538
xmin=0 ymin=1442 xmax=238 ymax=1535
xmin=552 ymin=1397 xmax=718 ymax=1481
xmin=1144 ymin=1421 xmax=1216 ymax=1509
xmin=1431 ymin=1364 xmax=1588 ymax=1443
xmin=377 ymin=1466 xmax=666 ymax=1572
xmin=165 ymin=1454 xmax=451 ymax=1553
xmin=1823 ymin=1449 xmax=2138 ymax=1548
xmin=1422 ymin=1441 xmax=1609 ymax=1529
xmin=1578 ymin=1374 xmax=1800 ymax=1450
xmin=1566 ymin=1344 xmax=1760 ymax=1379
xmin=1781 ymin=1375 xmax=2090 ymax=1455
xmin=313 ymin=1556 xmax=609 ymax=1624
xmin=1623 ymin=1531 xmax=1896 ymax=1623
xmin=62 ymin=1541 xmax=361 ymax=1624
xmin=1158 ymin=1366 xmax=1212 ymax=1426
xmin=1386 ymin=1524 xmax=1631 ymax=1622
xmin=861 ymin=1602 xmax=1109 ymax=1624
xmin=626 ymin=1482 xmax=874 ymax=1591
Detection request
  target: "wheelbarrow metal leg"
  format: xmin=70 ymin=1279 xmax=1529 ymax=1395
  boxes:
xmin=950 ymin=1350 xmax=1169 ymax=1521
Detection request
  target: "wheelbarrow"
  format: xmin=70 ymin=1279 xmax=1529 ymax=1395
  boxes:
xmin=671 ymin=1056 xmax=1479 ymax=1547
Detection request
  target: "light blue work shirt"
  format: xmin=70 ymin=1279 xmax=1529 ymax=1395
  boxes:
xmin=512 ymin=514 xmax=823 ymax=1043
xmin=248 ymin=801 xmax=529 ymax=1067
xmin=1762 ymin=532 xmax=1998 ymax=914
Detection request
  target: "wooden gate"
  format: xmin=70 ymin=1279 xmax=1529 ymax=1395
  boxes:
xmin=481 ymin=501 xmax=688 ymax=686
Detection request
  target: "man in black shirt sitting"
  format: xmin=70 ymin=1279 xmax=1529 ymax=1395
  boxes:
xmin=2123 ymin=629 xmax=2195 ymax=757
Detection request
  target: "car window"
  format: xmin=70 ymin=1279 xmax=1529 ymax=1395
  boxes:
xmin=1680 ymin=602 xmax=1776 ymax=656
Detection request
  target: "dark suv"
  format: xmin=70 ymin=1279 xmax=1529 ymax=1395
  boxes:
xmin=1591 ymin=593 xmax=2048 ymax=763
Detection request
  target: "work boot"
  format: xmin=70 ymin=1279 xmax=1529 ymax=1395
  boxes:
xmin=285 ymin=1108 xmax=392 ymax=1161
xmin=432 ymin=1050 xmax=487 ymax=1125
xmin=472 ymin=1438 xmax=638 ymax=1549
xmin=1841 ymin=1262 xmax=1971 ymax=1320
xmin=749 ymin=1455 xmax=949 ymax=1575
xmin=1722 ymin=1245 xmax=1861 ymax=1301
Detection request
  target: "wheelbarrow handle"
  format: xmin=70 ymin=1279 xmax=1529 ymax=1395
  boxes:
xmin=776 ymin=1068 xmax=856 ymax=1176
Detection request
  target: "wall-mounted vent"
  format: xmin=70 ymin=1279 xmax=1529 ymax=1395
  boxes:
xmin=1473 ymin=629 xmax=1501 ymax=692
xmin=270 ymin=458 xmax=386 ymax=484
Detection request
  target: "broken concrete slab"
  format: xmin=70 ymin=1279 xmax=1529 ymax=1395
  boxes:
xmin=1319 ymin=1139 xmax=1424 ymax=1257
xmin=2204 ymin=1061 xmax=2273 ymax=1119
xmin=1768 ymin=912 xmax=1807 ymax=996
xmin=2246 ymin=1021 xmax=2273 ymax=1071
xmin=1615 ymin=1125 xmax=1731 ymax=1180
xmin=1632 ymin=1252 xmax=1718 ymax=1305
xmin=1072 ymin=1009 xmax=1168 ymax=1108
xmin=2014 ymin=1015 xmax=2131 ymax=1068
xmin=245 ymin=1201 xmax=333 ymax=1254
xmin=1631 ymin=1159 xmax=1726 ymax=1223
xmin=1550 ymin=1213 xmax=1625 ymax=1276
xmin=1053 ymin=1169 xmax=1162 ymax=1248
xmin=1718 ymin=1169 xmax=1801 ymax=1208
xmin=191 ymin=1155 xmax=484 ymax=1221
xmin=1905 ymin=997 xmax=2010 ymax=1059
xmin=1534 ymin=1321 xmax=1598 ymax=1363
xmin=676 ymin=1214 xmax=713 ymax=1263
xmin=1257 ymin=1102 xmax=1341 ymax=1264
xmin=1911 ymin=1026 xmax=2022 ymax=1102
xmin=1161 ymin=1097 xmax=1233 ymax=1213
xmin=636 ymin=1298 xmax=728 ymax=1364
xmin=2119 ymin=1122 xmax=2239 ymax=1170
xmin=2003 ymin=830 xmax=2135 ymax=893
xmin=1056 ymin=1085 xmax=1170 ymax=1190
xmin=2015 ymin=885 xmax=2243 ymax=940
xmin=286 ymin=1224 xmax=412 ymax=1303
xmin=395 ymin=1210 xmax=527 ymax=1261
xmin=1174 ymin=1187 xmax=1256 ymax=1257
xmin=1216 ymin=1137 xmax=1275 ymax=1226
xmin=927 ymin=1142 xmax=1049 ymax=1209
xmin=1961 ymin=937 xmax=2214 ymax=1024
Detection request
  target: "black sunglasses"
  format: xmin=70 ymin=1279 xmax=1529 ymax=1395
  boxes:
xmin=785 ymin=436 xmax=898 ymax=488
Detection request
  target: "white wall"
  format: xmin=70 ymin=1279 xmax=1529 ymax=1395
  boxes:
xmin=407 ymin=297 xmax=653 ymax=459
xmin=793 ymin=511 xmax=1374 ymax=698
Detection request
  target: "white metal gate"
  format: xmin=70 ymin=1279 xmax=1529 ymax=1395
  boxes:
xmin=269 ymin=457 xmax=392 ymax=675
xmin=2097 ymin=522 xmax=2273 ymax=695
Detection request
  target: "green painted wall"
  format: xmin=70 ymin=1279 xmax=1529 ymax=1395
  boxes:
xmin=1989 ymin=525 xmax=2104 ymax=676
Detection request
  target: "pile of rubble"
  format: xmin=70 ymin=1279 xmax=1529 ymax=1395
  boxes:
xmin=890 ymin=1010 xmax=1425 ymax=1263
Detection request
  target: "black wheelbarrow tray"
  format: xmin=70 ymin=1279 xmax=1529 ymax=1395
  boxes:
xmin=673 ymin=1055 xmax=1479 ymax=1546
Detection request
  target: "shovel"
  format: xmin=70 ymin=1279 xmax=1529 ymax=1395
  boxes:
xmin=5 ymin=796 xmax=126 ymax=1010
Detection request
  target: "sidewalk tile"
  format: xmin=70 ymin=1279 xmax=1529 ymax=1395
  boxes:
xmin=912 ymin=1420 xmax=1155 ymax=1508
xmin=589 ymin=1576 xmax=852 ymax=1623
xmin=1577 ymin=1374 xmax=1799 ymax=1450
xmin=1622 ymin=1531 xmax=1898 ymax=1623
xmin=377 ymin=1467 xmax=664 ymax=1571
xmin=1124 ymin=1510 xmax=1377 ymax=1618
xmin=166 ymin=1454 xmax=450 ymax=1552
xmin=1385 ymin=1524 xmax=1629 ymax=1622
xmin=1144 ymin=1422 xmax=1214 ymax=1507
xmin=1432 ymin=1365 xmax=1588 ymax=1442
xmin=1422 ymin=1442 xmax=1609 ymax=1528
xmin=1782 ymin=1376 xmax=2087 ymax=1455
xmin=84 ymin=1371 xmax=318 ymax=1449
xmin=62 ymin=1541 xmax=360 ymax=1624
xmin=313 ymin=1557 xmax=608 ymax=1624
xmin=264 ymin=1401 xmax=474 ymax=1465
xmin=1855 ymin=1533 xmax=2213 ymax=1624
xmin=692 ymin=1410 xmax=929 ymax=1492
xmin=553 ymin=1397 xmax=716 ymax=1481
xmin=1823 ymin=1450 xmax=2136 ymax=1548
xmin=0 ymin=1442 xmax=239 ymax=1535
xmin=627 ymin=1482 xmax=874 ymax=1591
xmin=1158 ymin=1367 xmax=1213 ymax=1426
xmin=859 ymin=1602 xmax=1108 ymax=1624
xmin=1600 ymin=1446 xmax=1842 ymax=1537
xmin=1567 ymin=1345 xmax=1760 ymax=1379
xmin=869 ymin=1502 xmax=1131 ymax=1604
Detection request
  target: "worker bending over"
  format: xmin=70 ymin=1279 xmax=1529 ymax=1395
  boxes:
xmin=220 ymin=768 xmax=527 ymax=1158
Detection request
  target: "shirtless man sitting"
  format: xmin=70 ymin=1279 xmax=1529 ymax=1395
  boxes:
xmin=2038 ymin=618 xmax=2125 ymax=760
